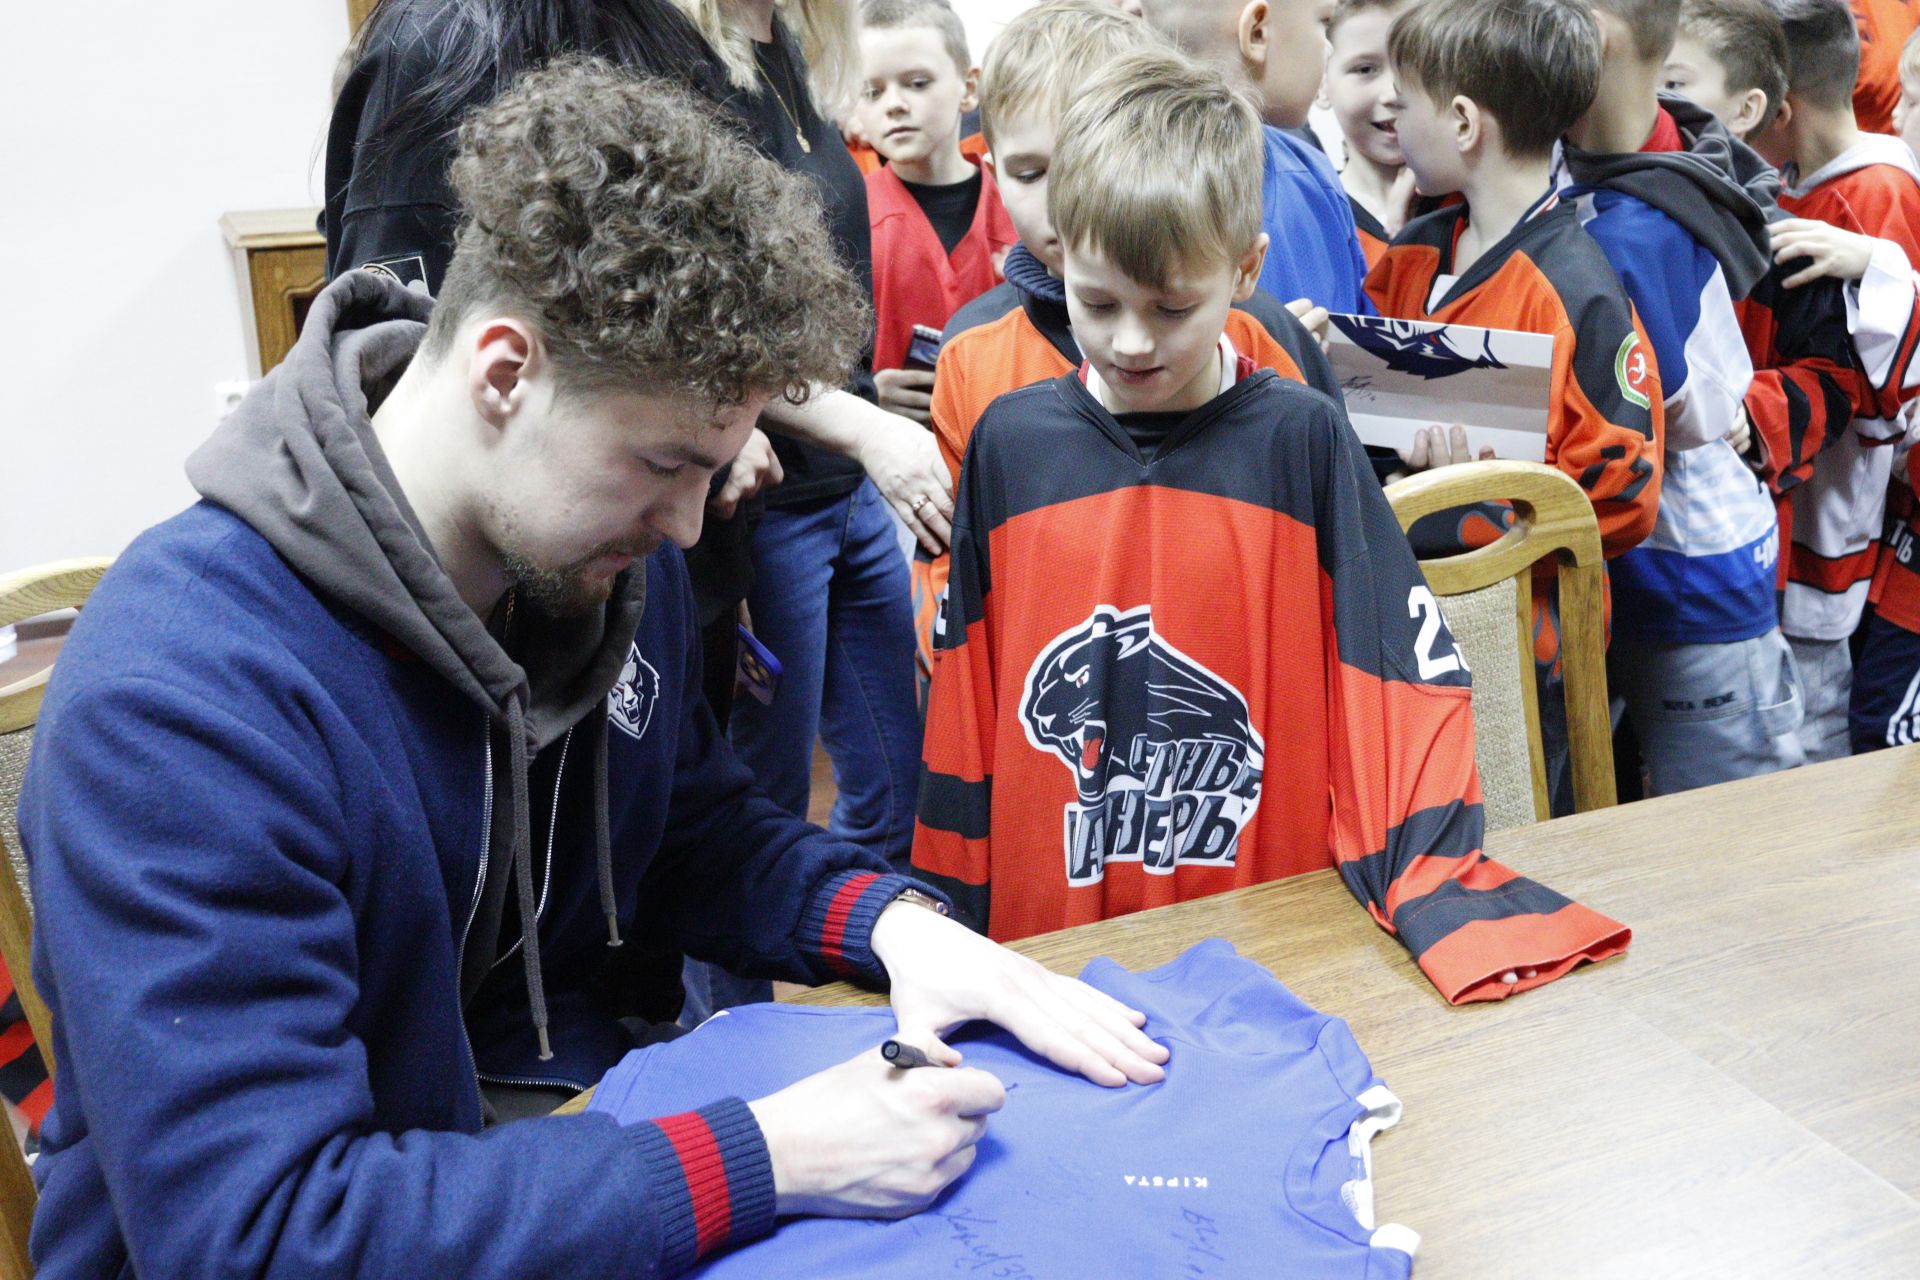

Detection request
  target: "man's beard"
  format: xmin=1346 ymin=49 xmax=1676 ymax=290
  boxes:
xmin=500 ymin=539 xmax=652 ymax=618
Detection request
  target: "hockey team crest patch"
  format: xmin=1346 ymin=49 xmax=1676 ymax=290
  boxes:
xmin=607 ymin=643 xmax=661 ymax=741
xmin=1021 ymin=605 xmax=1263 ymax=885
xmin=1615 ymin=332 xmax=1652 ymax=411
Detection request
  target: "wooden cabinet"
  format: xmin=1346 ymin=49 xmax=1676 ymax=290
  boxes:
xmin=219 ymin=209 xmax=327 ymax=378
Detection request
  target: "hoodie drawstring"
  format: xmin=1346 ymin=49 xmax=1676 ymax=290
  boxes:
xmin=592 ymin=711 xmax=622 ymax=948
xmin=505 ymin=692 xmax=554 ymax=1062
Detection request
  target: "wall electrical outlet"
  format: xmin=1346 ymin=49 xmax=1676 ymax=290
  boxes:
xmin=213 ymin=380 xmax=251 ymax=423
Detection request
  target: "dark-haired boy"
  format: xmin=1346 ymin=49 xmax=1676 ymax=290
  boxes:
xmin=1552 ymin=0 xmax=1799 ymax=793
xmin=917 ymin=46 xmax=1629 ymax=1003
xmin=857 ymin=0 xmax=1016 ymax=424
xmin=1745 ymin=0 xmax=1920 ymax=759
xmin=17 ymin=60 xmax=1169 ymax=1279
xmin=1368 ymin=0 xmax=1665 ymax=805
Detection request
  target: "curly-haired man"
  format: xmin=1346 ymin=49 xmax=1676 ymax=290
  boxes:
xmin=17 ymin=59 xmax=1165 ymax=1279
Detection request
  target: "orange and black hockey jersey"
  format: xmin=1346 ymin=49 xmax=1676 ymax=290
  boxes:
xmin=1852 ymin=0 xmax=1920 ymax=135
xmin=909 ymin=244 xmax=1343 ymax=686
xmin=914 ymin=357 xmax=1631 ymax=1004
xmin=1366 ymin=198 xmax=1665 ymax=559
xmin=1775 ymin=138 xmax=1920 ymax=638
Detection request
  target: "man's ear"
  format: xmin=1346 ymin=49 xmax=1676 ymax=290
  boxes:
xmin=960 ymin=65 xmax=981 ymax=115
xmin=1236 ymin=1 xmax=1272 ymax=72
xmin=1234 ymin=233 xmax=1270 ymax=301
xmin=467 ymin=318 xmax=542 ymax=430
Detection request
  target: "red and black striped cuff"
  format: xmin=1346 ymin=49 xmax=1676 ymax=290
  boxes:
xmin=631 ymin=1098 xmax=775 ymax=1271
xmin=799 ymin=870 xmax=948 ymax=983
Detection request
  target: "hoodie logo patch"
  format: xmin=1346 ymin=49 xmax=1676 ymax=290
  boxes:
xmin=607 ymin=644 xmax=661 ymax=741
xmin=358 ymin=255 xmax=432 ymax=295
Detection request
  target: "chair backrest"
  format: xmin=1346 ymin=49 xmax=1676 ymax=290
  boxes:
xmin=0 ymin=557 xmax=110 ymax=1277
xmin=1383 ymin=462 xmax=1616 ymax=827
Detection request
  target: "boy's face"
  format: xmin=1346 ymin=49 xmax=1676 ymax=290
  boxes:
xmin=1061 ymin=238 xmax=1266 ymax=415
xmin=858 ymin=26 xmax=974 ymax=167
xmin=1897 ymin=72 xmax=1920 ymax=157
xmin=1662 ymin=34 xmax=1750 ymax=137
xmin=1325 ymin=8 xmax=1402 ymax=167
xmin=1259 ymin=0 xmax=1339 ymax=128
xmin=989 ymin=107 xmax=1062 ymax=274
xmin=1382 ymin=76 xmax=1465 ymax=197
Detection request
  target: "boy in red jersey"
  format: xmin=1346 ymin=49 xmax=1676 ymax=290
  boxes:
xmin=856 ymin=0 xmax=1016 ymax=425
xmin=1745 ymin=0 xmax=1920 ymax=759
xmin=914 ymin=46 xmax=1630 ymax=1003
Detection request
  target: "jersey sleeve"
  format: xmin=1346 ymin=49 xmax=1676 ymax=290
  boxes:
xmin=911 ymin=411 xmax=1001 ymax=931
xmin=1549 ymin=293 xmax=1664 ymax=557
xmin=1310 ymin=404 xmax=1632 ymax=1002
xmin=1741 ymin=270 xmax=1880 ymax=495
xmin=1845 ymin=235 xmax=1920 ymax=420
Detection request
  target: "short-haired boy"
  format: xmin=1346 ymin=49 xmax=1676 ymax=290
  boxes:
xmin=1324 ymin=0 xmax=1424 ymax=264
xmin=1368 ymin=0 xmax=1665 ymax=806
xmin=905 ymin=0 xmax=1340 ymax=697
xmin=1743 ymin=0 xmax=1920 ymax=759
xmin=857 ymin=0 xmax=1016 ymax=425
xmin=1140 ymin=0 xmax=1373 ymax=311
xmin=1665 ymin=0 xmax=1920 ymax=759
xmin=914 ymin=47 xmax=1629 ymax=1004
xmin=1551 ymin=0 xmax=1800 ymax=795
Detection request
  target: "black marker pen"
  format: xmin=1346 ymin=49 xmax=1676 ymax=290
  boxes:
xmin=880 ymin=1038 xmax=939 ymax=1069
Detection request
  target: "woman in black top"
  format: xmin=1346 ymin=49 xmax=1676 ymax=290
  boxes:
xmin=326 ymin=0 xmax=944 ymax=1019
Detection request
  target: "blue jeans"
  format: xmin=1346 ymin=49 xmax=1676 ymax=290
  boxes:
xmin=731 ymin=480 xmax=921 ymax=864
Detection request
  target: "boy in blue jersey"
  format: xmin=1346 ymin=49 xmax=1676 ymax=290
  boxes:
xmin=14 ymin=61 xmax=1167 ymax=1280
xmin=1140 ymin=0 xmax=1373 ymax=312
xmin=1554 ymin=0 xmax=1807 ymax=794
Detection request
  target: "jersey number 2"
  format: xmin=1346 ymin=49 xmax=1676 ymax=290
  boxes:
xmin=1409 ymin=586 xmax=1467 ymax=679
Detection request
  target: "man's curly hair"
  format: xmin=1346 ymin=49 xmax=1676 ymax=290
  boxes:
xmin=425 ymin=56 xmax=869 ymax=409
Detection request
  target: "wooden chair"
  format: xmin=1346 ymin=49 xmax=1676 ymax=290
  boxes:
xmin=1383 ymin=462 xmax=1615 ymax=829
xmin=0 ymin=558 xmax=111 ymax=1279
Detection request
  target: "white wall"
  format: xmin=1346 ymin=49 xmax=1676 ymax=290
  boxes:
xmin=0 ymin=3 xmax=350 ymax=565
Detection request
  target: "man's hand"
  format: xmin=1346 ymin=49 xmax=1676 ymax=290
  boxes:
xmin=1397 ymin=423 xmax=1496 ymax=473
xmin=747 ymin=1043 xmax=1005 ymax=1218
xmin=871 ymin=901 xmax=1170 ymax=1088
xmin=1285 ymin=297 xmax=1332 ymax=352
xmin=1772 ymin=217 xmax=1875 ymax=288
xmin=856 ymin=415 xmax=955 ymax=555
xmin=708 ymin=428 xmax=783 ymax=520
xmin=876 ymin=368 xmax=937 ymax=426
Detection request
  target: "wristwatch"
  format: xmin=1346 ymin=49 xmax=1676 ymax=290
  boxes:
xmin=888 ymin=887 xmax=950 ymax=916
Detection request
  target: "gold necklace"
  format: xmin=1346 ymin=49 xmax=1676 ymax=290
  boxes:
xmin=760 ymin=43 xmax=812 ymax=153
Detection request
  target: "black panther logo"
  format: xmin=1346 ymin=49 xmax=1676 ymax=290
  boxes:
xmin=1021 ymin=606 xmax=1263 ymax=883
xmin=1331 ymin=314 xmax=1508 ymax=381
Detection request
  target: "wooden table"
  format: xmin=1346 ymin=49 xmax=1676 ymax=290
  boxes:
xmin=580 ymin=748 xmax=1920 ymax=1276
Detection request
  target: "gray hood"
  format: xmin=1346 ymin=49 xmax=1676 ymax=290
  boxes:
xmin=187 ymin=270 xmax=645 ymax=748
xmin=188 ymin=270 xmax=643 ymax=1063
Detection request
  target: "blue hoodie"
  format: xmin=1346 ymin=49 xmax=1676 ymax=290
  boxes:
xmin=17 ymin=273 xmax=923 ymax=1278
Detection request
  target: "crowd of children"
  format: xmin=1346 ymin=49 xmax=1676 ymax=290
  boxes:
xmin=745 ymin=0 xmax=1920 ymax=1000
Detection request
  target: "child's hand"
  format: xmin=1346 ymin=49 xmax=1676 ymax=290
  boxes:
xmin=1285 ymin=297 xmax=1332 ymax=351
xmin=708 ymin=427 xmax=784 ymax=519
xmin=1724 ymin=406 xmax=1755 ymax=458
xmin=1398 ymin=424 xmax=1496 ymax=473
xmin=1772 ymin=217 xmax=1875 ymax=287
xmin=876 ymin=368 xmax=937 ymax=426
